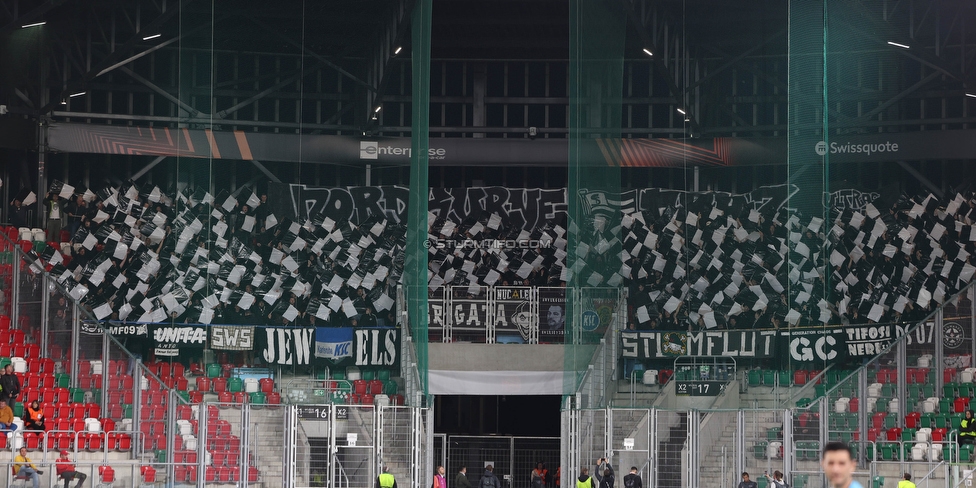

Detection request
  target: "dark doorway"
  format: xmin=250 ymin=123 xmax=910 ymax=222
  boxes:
xmin=435 ymin=395 xmax=561 ymax=436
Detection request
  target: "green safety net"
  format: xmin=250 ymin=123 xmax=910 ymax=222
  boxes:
xmin=785 ymin=0 xmax=902 ymax=373
xmin=565 ymin=0 xmax=627 ymax=401
xmin=405 ymin=0 xmax=433 ymax=402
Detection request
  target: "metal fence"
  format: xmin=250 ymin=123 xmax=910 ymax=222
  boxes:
xmin=444 ymin=436 xmax=560 ymax=488
xmin=0 ymin=226 xmax=432 ymax=488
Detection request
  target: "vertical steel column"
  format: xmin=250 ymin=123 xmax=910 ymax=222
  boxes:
xmin=284 ymin=405 xmax=297 ymax=487
xmin=736 ymin=410 xmax=745 ymax=483
xmin=197 ymin=402 xmax=208 ymax=488
xmin=648 ymin=408 xmax=657 ymax=488
xmin=782 ymin=409 xmax=794 ymax=485
xmin=240 ymin=403 xmax=251 ymax=487
xmin=819 ymin=399 xmax=829 ymax=462
xmin=70 ymin=302 xmax=81 ymax=388
xmin=132 ymin=358 xmax=143 ymax=459
xmin=426 ymin=408 xmax=434 ymax=488
xmin=858 ymin=368 xmax=868 ymax=459
xmin=935 ymin=310 xmax=945 ymax=393
xmin=688 ymin=410 xmax=699 ymax=488
xmin=897 ymin=334 xmax=907 ymax=429
xmin=11 ymin=249 xmax=20 ymax=325
xmin=166 ymin=389 xmax=177 ymax=485
xmin=40 ymin=273 xmax=49 ymax=356
xmin=101 ymin=331 xmax=110 ymax=420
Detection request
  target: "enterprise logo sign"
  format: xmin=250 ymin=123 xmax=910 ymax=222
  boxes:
xmin=360 ymin=141 xmax=378 ymax=160
xmin=815 ymin=140 xmax=899 ymax=157
xmin=359 ymin=141 xmax=447 ymax=160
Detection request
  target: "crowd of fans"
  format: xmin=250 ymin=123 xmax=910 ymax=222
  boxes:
xmin=6 ymin=181 xmax=976 ymax=332
xmin=9 ymin=181 xmax=402 ymax=327
xmin=429 ymin=189 xmax=976 ymax=332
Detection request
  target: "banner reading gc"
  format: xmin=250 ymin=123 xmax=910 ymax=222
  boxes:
xmin=620 ymin=330 xmax=778 ymax=359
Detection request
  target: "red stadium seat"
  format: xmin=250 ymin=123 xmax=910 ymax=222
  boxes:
xmin=141 ymin=466 xmax=156 ymax=483
xmin=196 ymin=376 xmax=211 ymax=392
xmin=259 ymin=378 xmax=275 ymax=393
xmin=98 ymin=466 xmax=115 ymax=483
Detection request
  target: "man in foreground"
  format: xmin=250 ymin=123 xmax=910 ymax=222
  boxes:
xmin=14 ymin=446 xmax=44 ymax=488
xmin=822 ymin=441 xmax=863 ymax=488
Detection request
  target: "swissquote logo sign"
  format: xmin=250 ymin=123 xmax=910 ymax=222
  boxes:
xmin=360 ymin=141 xmax=447 ymax=161
xmin=815 ymin=140 xmax=899 ymax=157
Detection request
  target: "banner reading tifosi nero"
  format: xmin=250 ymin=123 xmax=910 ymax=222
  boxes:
xmin=621 ymin=330 xmax=778 ymax=359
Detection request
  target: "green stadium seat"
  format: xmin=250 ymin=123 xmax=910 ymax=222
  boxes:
xmin=921 ymin=413 xmax=935 ymax=428
xmin=758 ymin=477 xmax=768 ymax=488
xmin=56 ymin=373 xmax=69 ymax=388
xmin=873 ymin=477 xmax=884 ymax=488
xmin=763 ymin=370 xmax=775 ymax=386
xmin=70 ymin=388 xmax=85 ymax=403
xmin=881 ymin=384 xmax=894 ymax=397
xmin=923 ymin=385 xmax=935 ymax=398
xmin=228 ymin=377 xmax=243 ymax=392
xmin=0 ymin=357 xmax=9 ymax=369
xmin=377 ymin=369 xmax=392 ymax=381
xmin=840 ymin=432 xmax=853 ymax=443
xmin=815 ymin=385 xmax=827 ymax=397
xmin=943 ymin=444 xmax=958 ymax=462
xmin=908 ymin=384 xmax=921 ymax=399
xmin=362 ymin=370 xmax=376 ymax=381
xmin=778 ymin=370 xmax=791 ymax=387
xmin=207 ymin=363 xmax=221 ymax=378
xmin=902 ymin=428 xmax=917 ymax=441
xmin=383 ymin=381 xmax=398 ymax=395
xmin=794 ymin=474 xmax=808 ymax=488
xmin=940 ymin=398 xmax=952 ymax=414
xmin=250 ymin=392 xmax=266 ymax=405
xmin=332 ymin=371 xmax=346 ymax=381
xmin=316 ymin=371 xmax=327 ymax=380
xmin=876 ymin=399 xmax=889 ymax=414
xmin=767 ymin=427 xmax=782 ymax=441
xmin=961 ymin=444 xmax=975 ymax=462
xmin=748 ymin=370 xmax=762 ymax=387
xmin=952 ymin=415 xmax=963 ymax=430
xmin=944 ymin=384 xmax=958 ymax=398
xmin=124 ymin=404 xmax=133 ymax=418
xmin=961 ymin=385 xmax=974 ymax=397
xmin=12 ymin=402 xmax=23 ymax=417
xmin=936 ymin=416 xmax=948 ymax=429
xmin=754 ymin=442 xmax=768 ymax=459
xmin=881 ymin=443 xmax=898 ymax=460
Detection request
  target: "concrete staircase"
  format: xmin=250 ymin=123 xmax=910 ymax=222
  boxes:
xmin=657 ymin=412 xmax=688 ymax=488
xmin=247 ymin=407 xmax=285 ymax=488
xmin=697 ymin=414 xmax=738 ymax=488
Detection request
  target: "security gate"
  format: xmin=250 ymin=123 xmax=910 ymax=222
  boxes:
xmin=446 ymin=436 xmax=560 ymax=488
xmin=290 ymin=404 xmax=430 ymax=488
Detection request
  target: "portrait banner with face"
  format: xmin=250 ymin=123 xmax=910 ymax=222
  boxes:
xmin=538 ymin=287 xmax=566 ymax=343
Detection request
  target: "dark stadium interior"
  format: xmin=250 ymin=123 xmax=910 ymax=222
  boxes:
xmin=1 ymin=0 xmax=976 ymax=487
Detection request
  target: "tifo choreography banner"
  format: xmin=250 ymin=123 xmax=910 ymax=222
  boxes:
xmin=271 ymin=183 xmax=803 ymax=229
xmin=620 ymin=322 xmax=972 ymax=364
xmin=48 ymin=123 xmax=976 ymax=165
